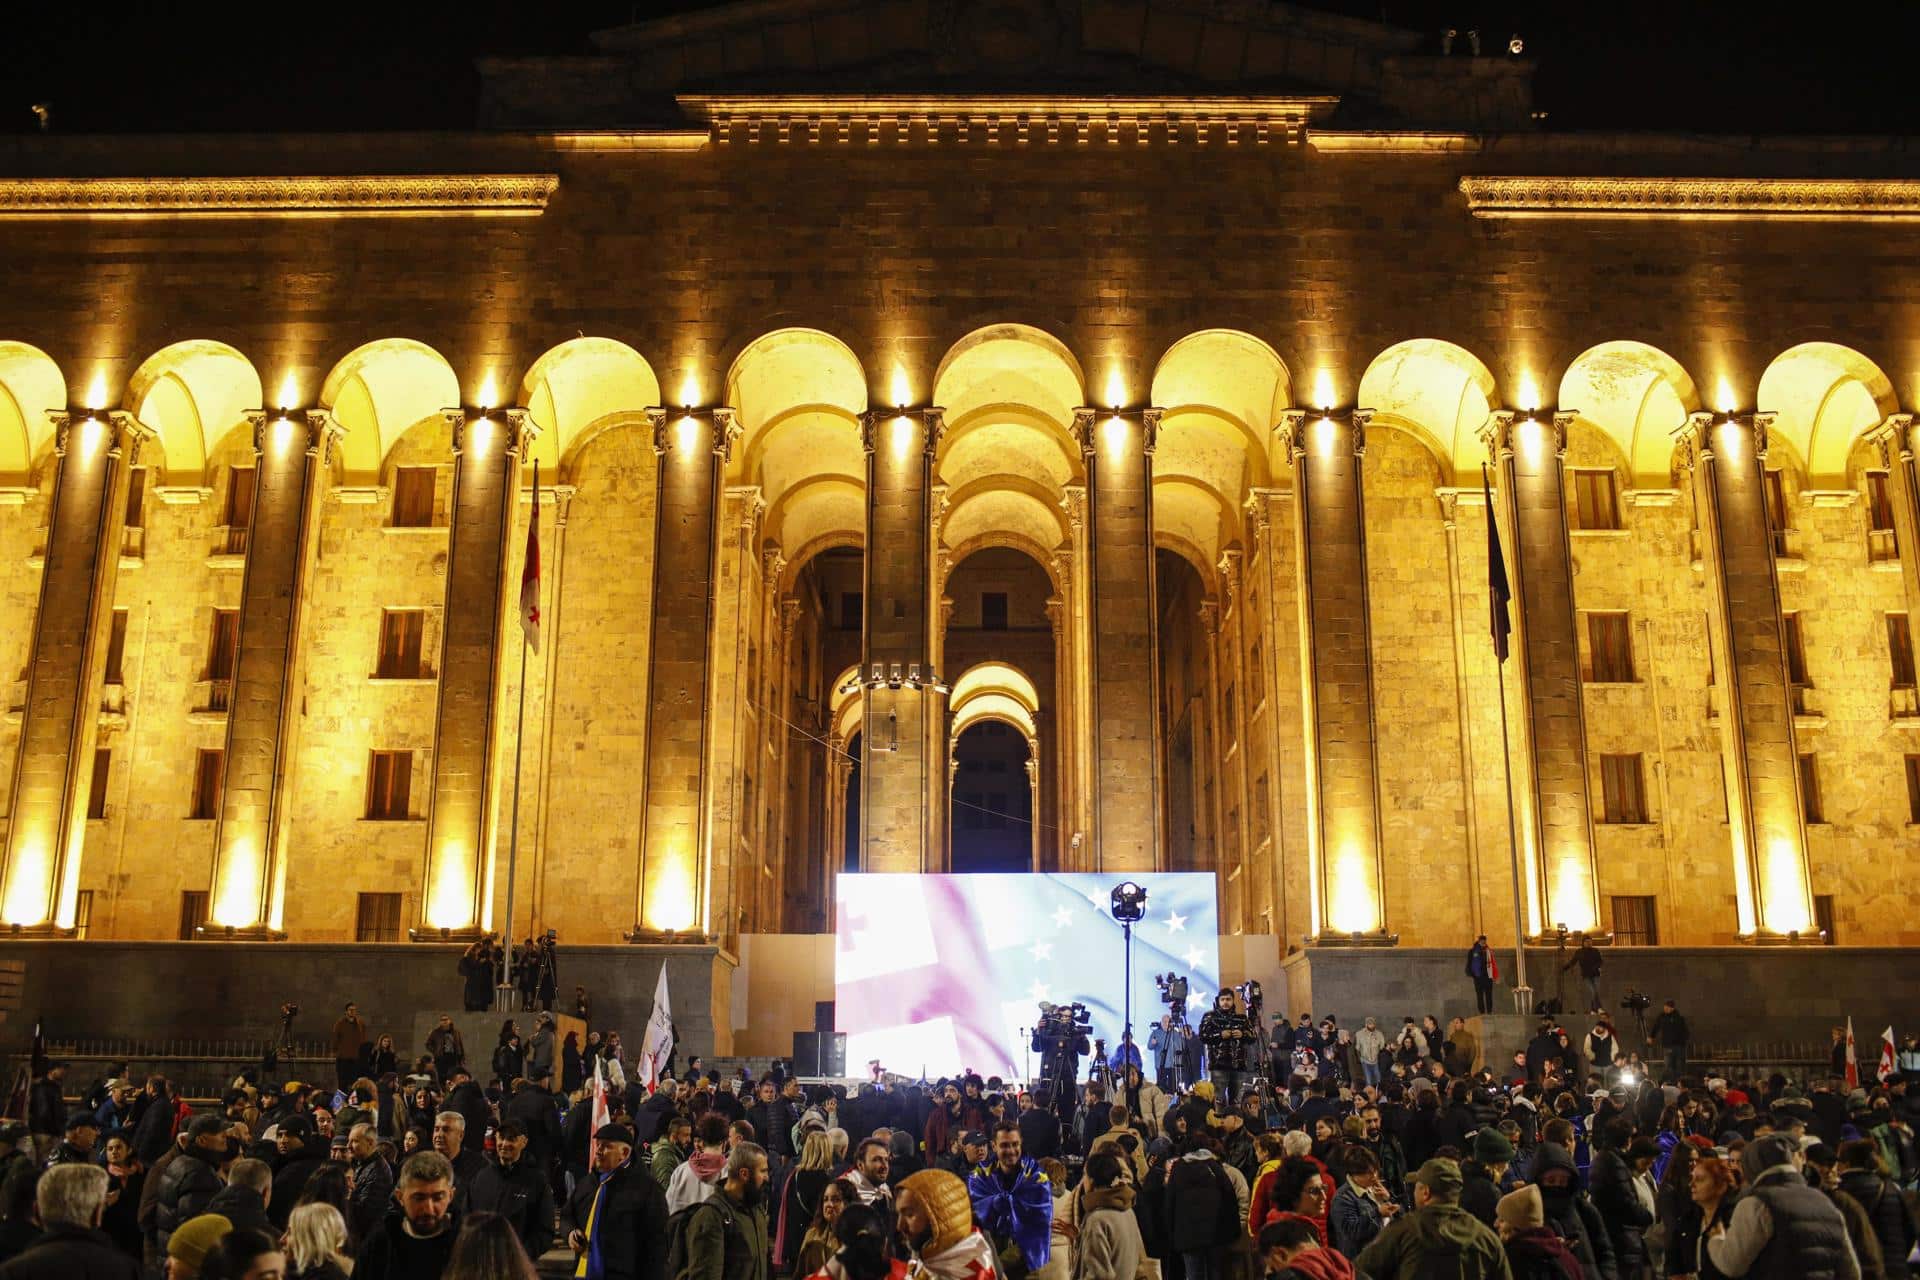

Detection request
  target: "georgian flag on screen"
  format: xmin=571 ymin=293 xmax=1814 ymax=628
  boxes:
xmin=520 ymin=462 xmax=541 ymax=653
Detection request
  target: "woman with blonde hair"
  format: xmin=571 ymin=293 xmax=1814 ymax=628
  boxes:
xmin=780 ymin=1130 xmax=840 ymax=1271
xmin=285 ymin=1201 xmax=352 ymax=1279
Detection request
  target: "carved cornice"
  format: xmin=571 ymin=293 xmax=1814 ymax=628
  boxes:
xmin=1460 ymin=176 xmax=1920 ymax=222
xmin=1277 ymin=409 xmax=1369 ymax=462
xmin=1677 ymin=410 xmax=1775 ymax=470
xmin=1481 ymin=409 xmax=1570 ymax=461
xmin=0 ymin=175 xmax=559 ymax=220
xmin=681 ymin=95 xmax=1332 ymax=148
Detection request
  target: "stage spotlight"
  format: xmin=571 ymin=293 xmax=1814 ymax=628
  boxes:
xmin=1109 ymin=881 xmax=1148 ymax=923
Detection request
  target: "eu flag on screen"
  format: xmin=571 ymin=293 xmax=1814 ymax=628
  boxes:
xmin=835 ymin=872 xmax=1221 ymax=1080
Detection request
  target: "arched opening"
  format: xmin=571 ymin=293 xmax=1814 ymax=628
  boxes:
xmin=1156 ymin=547 xmax=1218 ymax=883
xmin=949 ymin=720 xmax=1034 ymax=873
xmin=941 ymin=548 xmax=1056 ymax=870
xmin=777 ymin=545 xmax=864 ymax=931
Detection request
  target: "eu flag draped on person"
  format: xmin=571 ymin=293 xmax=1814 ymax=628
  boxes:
xmin=967 ymin=1153 xmax=1053 ymax=1275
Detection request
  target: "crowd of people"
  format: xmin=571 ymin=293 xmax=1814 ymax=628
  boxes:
xmin=0 ymin=979 xmax=1915 ymax=1280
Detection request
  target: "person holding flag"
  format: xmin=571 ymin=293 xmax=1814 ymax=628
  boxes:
xmin=1845 ymin=1017 xmax=1861 ymax=1092
xmin=562 ymin=1112 xmax=668 ymax=1280
xmin=1878 ymin=1026 xmax=1898 ymax=1085
xmin=640 ymin=966 xmax=676 ymax=1093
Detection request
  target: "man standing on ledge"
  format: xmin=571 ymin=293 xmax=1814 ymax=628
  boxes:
xmin=331 ymin=1002 xmax=369 ymax=1092
xmin=1562 ymin=939 xmax=1603 ymax=1015
xmin=1465 ymin=937 xmax=1497 ymax=1016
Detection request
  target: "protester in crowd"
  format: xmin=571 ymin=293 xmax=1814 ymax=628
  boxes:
xmin=795 ymin=1177 xmax=859 ymax=1277
xmin=563 ymin=1124 xmax=669 ymax=1280
xmin=153 ymin=1114 xmax=231 ymax=1258
xmin=285 ymin=1202 xmax=352 ymax=1280
xmin=1331 ymin=1145 xmax=1399 ymax=1258
xmin=1836 ymin=1140 xmax=1913 ymax=1280
xmin=1648 ymin=1003 xmax=1691 ymax=1084
xmin=673 ymin=1114 xmax=736 ymax=1214
xmin=968 ymin=1122 xmax=1053 ymax=1278
xmin=358 ymin=1150 xmax=462 ymax=1280
xmin=684 ymin=1143 xmax=772 ymax=1280
xmin=1260 ymin=1215 xmax=1355 ymax=1280
xmin=0 ymin=1164 xmax=136 ymax=1279
xmin=443 ymin=1211 xmax=542 ymax=1280
xmin=1069 ymin=1151 xmax=1143 ymax=1280
xmin=164 ymin=1212 xmax=235 ymax=1279
xmin=1706 ymin=1133 xmax=1859 ymax=1280
xmin=1494 ymin=1186 xmax=1579 ymax=1280
xmin=1353 ymin=1159 xmax=1509 ymax=1280
xmin=895 ymin=1170 xmax=998 ymax=1280
xmin=466 ymin=1116 xmax=555 ymax=1260
xmin=845 ymin=1139 xmax=893 ymax=1208
xmin=205 ymin=1158 xmax=275 ymax=1238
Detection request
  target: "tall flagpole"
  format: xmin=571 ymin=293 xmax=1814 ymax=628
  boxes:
xmin=1485 ymin=462 xmax=1530 ymax=1008
xmin=499 ymin=461 xmax=537 ymax=1010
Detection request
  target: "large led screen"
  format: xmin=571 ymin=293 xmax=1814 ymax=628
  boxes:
xmin=835 ymin=872 xmax=1221 ymax=1080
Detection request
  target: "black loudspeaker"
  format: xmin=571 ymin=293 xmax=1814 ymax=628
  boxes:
xmin=815 ymin=1001 xmax=836 ymax=1034
xmin=791 ymin=1031 xmax=848 ymax=1077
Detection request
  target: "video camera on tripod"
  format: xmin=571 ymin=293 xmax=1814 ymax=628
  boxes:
xmin=1155 ymin=972 xmax=1189 ymax=1023
xmin=1032 ymin=1001 xmax=1092 ymax=1090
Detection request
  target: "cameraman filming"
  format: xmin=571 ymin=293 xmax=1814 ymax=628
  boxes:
xmin=1148 ymin=1012 xmax=1189 ymax=1093
xmin=1030 ymin=1003 xmax=1090 ymax=1122
xmin=1198 ymin=988 xmax=1255 ymax=1102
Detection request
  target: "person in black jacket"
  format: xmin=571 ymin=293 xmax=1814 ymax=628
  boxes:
xmin=1016 ymin=1091 xmax=1060 ymax=1162
xmin=358 ymin=1151 xmax=461 ymax=1280
xmin=563 ymin=1126 xmax=669 ymax=1280
xmin=1647 ymin=1002 xmax=1690 ymax=1083
xmin=346 ymin=1122 xmax=392 ymax=1246
xmin=204 ymin=1158 xmax=275 ymax=1237
xmin=1533 ymin=1131 xmax=1618 ymax=1280
xmin=1588 ymin=1120 xmax=1653 ymax=1276
xmin=269 ymin=1116 xmax=325 ymax=1230
xmin=1838 ymin=1139 xmax=1915 ymax=1280
xmin=467 ymin=1119 xmax=556 ymax=1260
xmin=151 ymin=1115 xmax=229 ymax=1257
xmin=503 ymin=1072 xmax=564 ymax=1175
xmin=24 ymin=1065 xmax=65 ymax=1166
xmin=0 ymin=1164 xmax=139 ymax=1280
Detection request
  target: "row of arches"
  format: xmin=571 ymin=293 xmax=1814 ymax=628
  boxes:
xmin=1 ymin=331 xmax=1903 ymax=573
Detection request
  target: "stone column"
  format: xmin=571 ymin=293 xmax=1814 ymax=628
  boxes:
xmin=1278 ymin=410 xmax=1390 ymax=942
xmin=857 ymin=409 xmax=944 ymax=873
xmin=630 ymin=409 xmax=737 ymax=939
xmin=769 ymin=595 xmax=800 ymax=928
xmin=417 ymin=409 xmax=529 ymax=938
xmin=206 ymin=410 xmax=334 ymax=936
xmin=1683 ymin=412 xmax=1814 ymax=939
xmin=1199 ymin=599 xmax=1230 ymax=901
xmin=1244 ymin=492 xmax=1291 ymax=937
xmin=1877 ymin=416 xmax=1920 ymax=700
xmin=1 ymin=412 xmax=141 ymax=932
xmin=1043 ymin=592 xmax=1074 ymax=871
xmin=1058 ymin=493 xmax=1094 ymax=869
xmin=1072 ymin=408 xmax=1163 ymax=872
xmin=1486 ymin=412 xmax=1601 ymax=936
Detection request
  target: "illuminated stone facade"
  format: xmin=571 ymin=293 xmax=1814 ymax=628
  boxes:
xmin=2 ymin=0 xmax=1918 ymax=967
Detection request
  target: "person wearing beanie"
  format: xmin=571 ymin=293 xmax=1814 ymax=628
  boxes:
xmin=1528 ymin=1136 xmax=1613 ymax=1280
xmin=1494 ymin=1186 xmax=1579 ymax=1280
xmin=165 ymin=1212 xmax=234 ymax=1278
xmin=1707 ymin=1133 xmax=1860 ymax=1280
xmin=1460 ymin=1129 xmax=1514 ymax=1228
xmin=1353 ymin=1159 xmax=1508 ymax=1280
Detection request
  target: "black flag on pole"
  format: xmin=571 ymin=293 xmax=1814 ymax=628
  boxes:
xmin=1484 ymin=464 xmax=1511 ymax=662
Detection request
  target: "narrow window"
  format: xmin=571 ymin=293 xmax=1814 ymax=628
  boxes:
xmin=1573 ymin=469 xmax=1621 ymax=531
xmin=223 ymin=466 xmax=255 ymax=554
xmin=1905 ymin=756 xmax=1920 ymax=823
xmin=391 ymin=466 xmax=437 ymax=528
xmin=1586 ymin=612 xmax=1634 ymax=682
xmin=1783 ymin=613 xmax=1810 ymax=687
xmin=1609 ymin=895 xmax=1658 ymax=946
xmin=1799 ymin=752 xmax=1824 ymax=824
xmin=178 ymin=891 xmax=209 ymax=940
xmin=87 ymin=749 xmax=110 ymax=820
xmin=981 ymin=592 xmax=1009 ymax=631
xmin=377 ymin=609 xmax=426 ymax=679
xmin=103 ymin=610 xmax=128 ymax=685
xmin=1866 ymin=471 xmax=1896 ymax=533
xmin=1888 ymin=614 xmax=1916 ymax=689
xmin=207 ymin=610 xmax=238 ymax=710
xmin=366 ymin=750 xmax=413 ymax=821
xmin=190 ymin=750 xmax=223 ymax=819
xmin=123 ymin=467 xmax=146 ymax=529
xmin=355 ymin=892 xmax=404 ymax=943
xmin=1599 ymin=754 xmax=1647 ymax=824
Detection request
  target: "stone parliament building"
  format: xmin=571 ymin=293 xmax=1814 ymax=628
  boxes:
xmin=0 ymin=0 xmax=1915 ymax=1055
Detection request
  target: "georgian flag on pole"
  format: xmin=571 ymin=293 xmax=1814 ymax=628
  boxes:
xmin=586 ymin=1056 xmax=611 ymax=1167
xmin=1844 ymin=1016 xmax=1859 ymax=1091
xmin=1483 ymin=464 xmax=1512 ymax=662
xmin=1879 ymin=1025 xmax=1898 ymax=1084
xmin=640 ymin=964 xmax=674 ymax=1093
xmin=520 ymin=462 xmax=541 ymax=653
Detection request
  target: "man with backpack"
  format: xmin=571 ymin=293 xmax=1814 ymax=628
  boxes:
xmin=676 ymin=1142 xmax=771 ymax=1280
xmin=564 ymin=1123 xmax=670 ymax=1280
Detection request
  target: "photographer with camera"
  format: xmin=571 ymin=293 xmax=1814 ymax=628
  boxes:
xmin=1031 ymin=1004 xmax=1091 ymax=1121
xmin=457 ymin=936 xmax=497 ymax=1012
xmin=1197 ymin=989 xmax=1256 ymax=1104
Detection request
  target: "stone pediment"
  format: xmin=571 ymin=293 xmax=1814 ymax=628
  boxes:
xmin=478 ymin=0 xmax=1534 ymax=131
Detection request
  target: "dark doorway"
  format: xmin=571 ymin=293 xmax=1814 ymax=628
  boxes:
xmin=949 ymin=720 xmax=1033 ymax=873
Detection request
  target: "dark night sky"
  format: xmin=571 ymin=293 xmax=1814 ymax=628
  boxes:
xmin=8 ymin=1 xmax=1920 ymax=136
